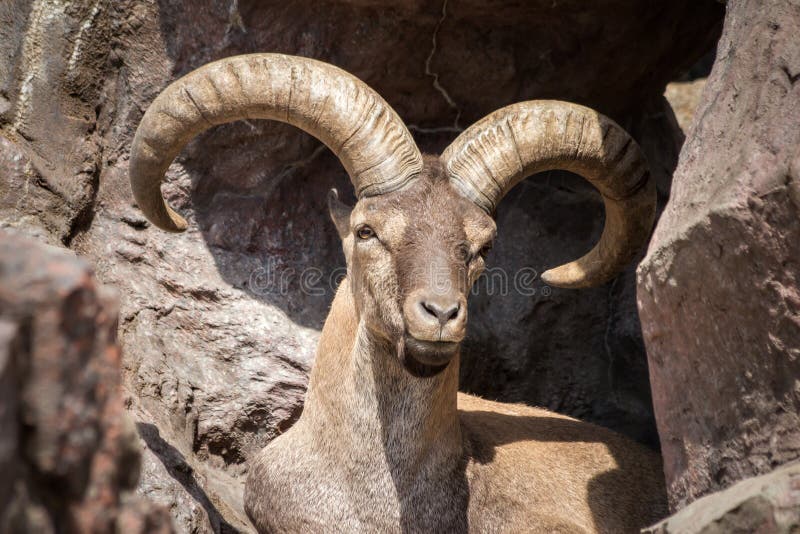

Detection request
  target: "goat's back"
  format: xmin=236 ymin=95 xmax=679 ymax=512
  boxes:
xmin=458 ymin=393 xmax=668 ymax=533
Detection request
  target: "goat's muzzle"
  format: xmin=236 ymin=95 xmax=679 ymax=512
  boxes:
xmin=403 ymin=288 xmax=467 ymax=345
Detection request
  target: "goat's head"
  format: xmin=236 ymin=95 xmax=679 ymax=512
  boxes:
xmin=129 ymin=54 xmax=656 ymax=377
xmin=328 ymin=157 xmax=495 ymax=374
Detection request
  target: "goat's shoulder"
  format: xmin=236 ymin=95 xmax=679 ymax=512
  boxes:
xmin=457 ymin=392 xmax=667 ymax=533
xmin=244 ymin=423 xmax=357 ymax=533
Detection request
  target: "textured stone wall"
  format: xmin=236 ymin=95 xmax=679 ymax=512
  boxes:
xmin=638 ymin=0 xmax=800 ymax=510
xmin=0 ymin=1 xmax=723 ymax=530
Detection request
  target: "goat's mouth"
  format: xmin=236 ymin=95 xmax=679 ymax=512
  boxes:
xmin=400 ymin=336 xmax=458 ymax=378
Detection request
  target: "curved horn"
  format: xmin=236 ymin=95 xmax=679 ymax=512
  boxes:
xmin=130 ymin=53 xmax=423 ymax=231
xmin=441 ymin=101 xmax=656 ymax=289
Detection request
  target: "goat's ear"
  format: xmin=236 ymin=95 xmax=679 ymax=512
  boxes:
xmin=328 ymin=188 xmax=352 ymax=240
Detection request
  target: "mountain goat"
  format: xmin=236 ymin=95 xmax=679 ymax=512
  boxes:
xmin=130 ymin=54 xmax=667 ymax=533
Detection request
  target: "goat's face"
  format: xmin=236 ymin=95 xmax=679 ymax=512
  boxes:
xmin=329 ymin=157 xmax=496 ymax=376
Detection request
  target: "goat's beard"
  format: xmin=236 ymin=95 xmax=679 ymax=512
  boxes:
xmin=397 ymin=336 xmax=454 ymax=378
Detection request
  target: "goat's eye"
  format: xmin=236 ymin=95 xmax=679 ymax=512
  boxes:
xmin=356 ymin=225 xmax=375 ymax=240
xmin=455 ymin=244 xmax=470 ymax=263
xmin=479 ymin=242 xmax=493 ymax=258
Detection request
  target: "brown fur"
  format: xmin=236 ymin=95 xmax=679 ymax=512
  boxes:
xmin=245 ymin=157 xmax=667 ymax=533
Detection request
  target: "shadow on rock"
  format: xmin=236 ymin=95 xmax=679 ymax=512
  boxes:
xmin=137 ymin=423 xmax=241 ymax=534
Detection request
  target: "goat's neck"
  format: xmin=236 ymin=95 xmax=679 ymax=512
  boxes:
xmin=303 ymin=279 xmax=463 ymax=478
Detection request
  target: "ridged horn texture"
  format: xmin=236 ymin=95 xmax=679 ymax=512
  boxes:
xmin=130 ymin=53 xmax=423 ymax=232
xmin=442 ymin=100 xmax=656 ymax=289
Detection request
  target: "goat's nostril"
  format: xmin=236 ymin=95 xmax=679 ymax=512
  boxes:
xmin=421 ymin=301 xmax=438 ymax=319
xmin=445 ymin=303 xmax=460 ymax=322
xmin=420 ymin=300 xmax=461 ymax=326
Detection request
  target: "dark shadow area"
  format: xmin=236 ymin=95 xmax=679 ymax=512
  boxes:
xmin=459 ymin=169 xmax=661 ymax=449
xmin=185 ymin=127 xmax=352 ymax=329
xmin=136 ymin=423 xmax=240 ymax=534
xmin=676 ymin=46 xmax=718 ymax=81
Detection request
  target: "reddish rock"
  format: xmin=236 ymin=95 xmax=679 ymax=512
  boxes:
xmin=637 ymin=0 xmax=800 ymax=510
xmin=0 ymin=231 xmax=171 ymax=533
xmin=643 ymin=462 xmax=800 ymax=533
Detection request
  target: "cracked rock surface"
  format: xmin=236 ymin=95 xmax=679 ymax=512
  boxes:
xmin=1 ymin=1 xmax=722 ymax=531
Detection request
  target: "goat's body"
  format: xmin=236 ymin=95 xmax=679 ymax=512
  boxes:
xmin=458 ymin=395 xmax=667 ymax=533
xmin=245 ymin=281 xmax=667 ymax=533
xmin=247 ymin=396 xmax=666 ymax=533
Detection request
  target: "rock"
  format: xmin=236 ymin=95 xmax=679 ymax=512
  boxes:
xmin=643 ymin=462 xmax=800 ymax=533
xmin=135 ymin=417 xmax=252 ymax=533
xmin=0 ymin=1 xmax=110 ymax=245
xmin=0 ymin=134 xmax=63 ymax=245
xmin=1 ymin=1 xmax=725 ymax=530
xmin=0 ymin=230 xmax=172 ymax=533
xmin=637 ymin=0 xmax=800 ymax=510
